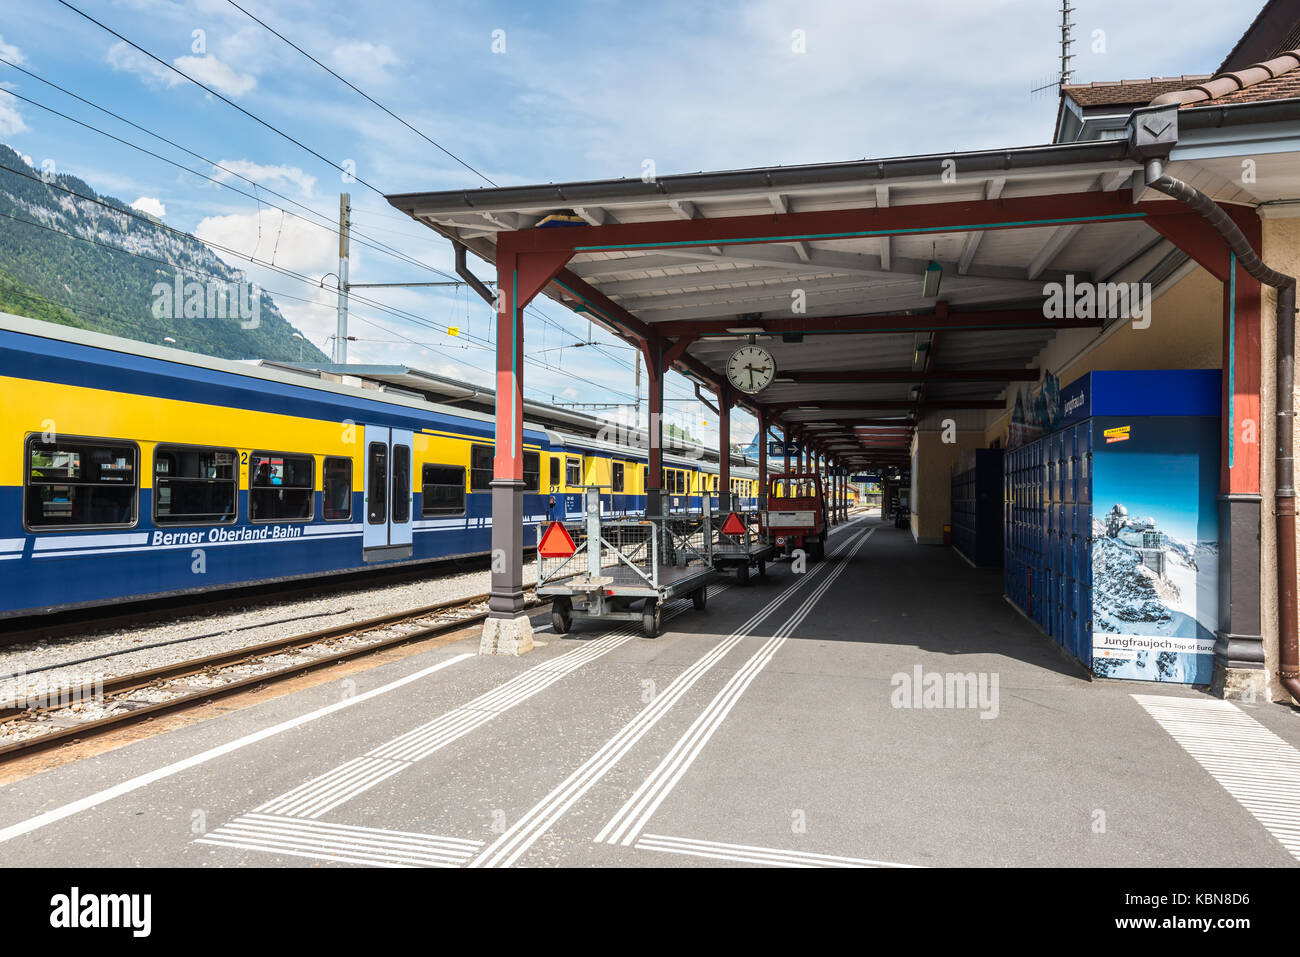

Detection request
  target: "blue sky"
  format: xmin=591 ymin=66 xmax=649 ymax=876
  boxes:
xmin=0 ymin=0 xmax=1252 ymax=447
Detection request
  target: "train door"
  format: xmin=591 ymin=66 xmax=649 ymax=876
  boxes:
xmin=363 ymin=426 xmax=414 ymax=561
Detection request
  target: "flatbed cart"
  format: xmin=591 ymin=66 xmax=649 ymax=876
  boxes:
xmin=535 ymin=488 xmax=719 ymax=637
xmin=711 ymin=508 xmax=775 ymax=584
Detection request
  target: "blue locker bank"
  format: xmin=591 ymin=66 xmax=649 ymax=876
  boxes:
xmin=1003 ymin=370 xmax=1221 ymax=684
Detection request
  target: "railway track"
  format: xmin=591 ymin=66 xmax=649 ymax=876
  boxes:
xmin=0 ymin=591 xmax=548 ymax=761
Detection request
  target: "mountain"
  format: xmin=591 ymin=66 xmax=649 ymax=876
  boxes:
xmin=0 ymin=144 xmax=328 ymax=363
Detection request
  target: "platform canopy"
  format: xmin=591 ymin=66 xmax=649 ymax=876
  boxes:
xmin=387 ymin=99 xmax=1300 ymax=470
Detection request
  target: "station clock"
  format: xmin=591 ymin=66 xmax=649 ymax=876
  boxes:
xmin=726 ymin=344 xmax=776 ymax=395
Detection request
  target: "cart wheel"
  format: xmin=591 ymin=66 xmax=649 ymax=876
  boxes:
xmin=757 ymin=559 xmax=767 ymax=578
xmin=642 ymin=598 xmax=661 ymax=638
xmin=692 ymin=587 xmax=707 ymax=611
xmin=736 ymin=562 xmax=750 ymax=585
xmin=551 ymin=597 xmax=573 ymax=635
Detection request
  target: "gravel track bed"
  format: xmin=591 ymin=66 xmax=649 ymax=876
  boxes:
xmin=0 ymin=562 xmax=537 ymax=707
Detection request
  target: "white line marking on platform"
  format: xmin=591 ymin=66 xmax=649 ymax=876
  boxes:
xmin=599 ymin=528 xmax=875 ymax=846
xmin=196 ymin=812 xmax=483 ymax=868
xmin=1134 ymin=693 xmax=1300 ymax=861
xmin=229 ymin=584 xmax=732 ymax=835
xmin=635 ymin=833 xmax=915 ymax=868
xmin=470 ymin=522 xmax=873 ymax=869
xmin=0 ymin=653 xmax=474 ymax=847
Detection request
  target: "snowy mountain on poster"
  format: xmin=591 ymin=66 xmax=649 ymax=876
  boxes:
xmin=1090 ymin=510 xmax=1218 ymax=681
xmin=1090 ymin=514 xmax=1217 ymax=639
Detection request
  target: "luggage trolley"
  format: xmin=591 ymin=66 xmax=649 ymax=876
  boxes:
xmin=711 ymin=507 xmax=774 ymax=584
xmin=535 ymin=488 xmax=719 ymax=637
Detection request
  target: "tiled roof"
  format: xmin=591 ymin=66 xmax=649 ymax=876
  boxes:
xmin=1151 ymin=48 xmax=1300 ymax=107
xmin=1202 ymin=62 xmax=1300 ymax=103
xmin=1062 ymin=77 xmax=1211 ymax=108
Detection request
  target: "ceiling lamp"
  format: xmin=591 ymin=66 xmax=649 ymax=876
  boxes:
xmin=921 ymin=243 xmax=942 ymax=298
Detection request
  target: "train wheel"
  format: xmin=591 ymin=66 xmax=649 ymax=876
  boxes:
xmin=642 ymin=598 xmax=661 ymax=638
xmin=692 ymin=587 xmax=707 ymax=611
xmin=551 ymin=597 xmax=573 ymax=635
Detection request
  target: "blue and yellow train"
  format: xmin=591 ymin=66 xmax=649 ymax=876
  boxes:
xmin=0 ymin=313 xmax=757 ymax=621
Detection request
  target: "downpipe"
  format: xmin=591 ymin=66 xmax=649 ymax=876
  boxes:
xmin=453 ymin=240 xmax=497 ymax=307
xmin=1141 ymin=155 xmax=1300 ymax=703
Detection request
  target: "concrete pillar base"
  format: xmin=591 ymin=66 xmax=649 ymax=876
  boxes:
xmin=1210 ymin=662 xmax=1267 ymax=702
xmin=479 ymin=615 xmax=535 ymax=656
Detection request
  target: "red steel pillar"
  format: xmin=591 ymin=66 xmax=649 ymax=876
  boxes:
xmin=642 ymin=338 xmax=665 ymax=518
xmin=1217 ymin=212 xmax=1265 ymax=680
xmin=483 ymin=242 xmax=571 ymax=655
xmin=757 ymin=409 xmax=768 ymax=510
xmin=718 ymin=385 xmax=732 ymax=511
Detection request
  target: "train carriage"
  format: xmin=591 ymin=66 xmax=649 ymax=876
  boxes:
xmin=1 ymin=313 xmax=762 ymax=621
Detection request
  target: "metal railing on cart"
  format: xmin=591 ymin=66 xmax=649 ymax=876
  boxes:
xmin=535 ymin=488 xmax=719 ymax=637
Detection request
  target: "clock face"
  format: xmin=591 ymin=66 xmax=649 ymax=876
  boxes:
xmin=726 ymin=345 xmax=776 ymax=395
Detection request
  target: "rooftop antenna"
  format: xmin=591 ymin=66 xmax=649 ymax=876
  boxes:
xmin=1059 ymin=0 xmax=1075 ymax=86
xmin=1030 ymin=0 xmax=1076 ymax=99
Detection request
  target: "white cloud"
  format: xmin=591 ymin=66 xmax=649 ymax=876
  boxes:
xmin=330 ymin=41 xmax=401 ymax=86
xmin=0 ymin=84 xmax=26 ymax=136
xmin=0 ymin=33 xmax=27 ymax=67
xmin=130 ymin=196 xmax=166 ymax=218
xmin=211 ymin=159 xmax=316 ymax=197
xmin=173 ymin=54 xmax=257 ymax=97
xmin=106 ymin=40 xmax=182 ymax=87
xmin=194 ymin=209 xmax=340 ymax=276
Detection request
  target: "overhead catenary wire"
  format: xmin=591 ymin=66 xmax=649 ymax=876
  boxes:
xmin=0 ymin=59 xmax=457 ymax=281
xmin=224 ymin=0 xmax=496 ymax=187
xmin=16 ymin=8 xmax=704 ymax=411
xmin=54 ymin=0 xmax=389 ymax=198
xmin=0 ymin=75 xmax=652 ymax=388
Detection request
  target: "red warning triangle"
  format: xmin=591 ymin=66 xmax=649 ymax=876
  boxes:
xmin=721 ymin=512 xmax=746 ymax=536
xmin=538 ymin=521 xmax=577 ymax=558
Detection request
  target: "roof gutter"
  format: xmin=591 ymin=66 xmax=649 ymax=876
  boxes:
xmin=1129 ymin=102 xmax=1298 ymax=703
xmin=387 ymin=99 xmax=1300 ymax=218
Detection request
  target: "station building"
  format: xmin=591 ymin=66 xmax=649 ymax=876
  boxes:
xmin=383 ymin=0 xmax=1300 ymax=705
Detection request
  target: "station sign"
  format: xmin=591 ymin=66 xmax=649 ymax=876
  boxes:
xmin=768 ymin=441 xmax=800 ymax=456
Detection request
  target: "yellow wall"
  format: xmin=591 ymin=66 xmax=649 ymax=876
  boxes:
xmin=909 ymin=430 xmax=987 ymax=543
xmin=985 ymin=265 xmax=1224 ymax=446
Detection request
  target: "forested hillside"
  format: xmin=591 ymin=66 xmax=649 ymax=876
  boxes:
xmin=0 ymin=144 xmax=328 ymax=362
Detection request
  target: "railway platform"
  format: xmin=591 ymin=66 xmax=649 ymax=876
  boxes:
xmin=2 ymin=514 xmax=1298 ymax=868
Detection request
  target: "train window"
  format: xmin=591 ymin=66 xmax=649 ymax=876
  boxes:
xmin=323 ymin=457 xmax=352 ymax=521
xmin=367 ymin=443 xmax=388 ymax=524
xmin=611 ymin=461 xmax=625 ymax=493
xmin=470 ymin=444 xmax=493 ymax=491
xmin=392 ymin=445 xmax=411 ymax=524
xmin=250 ymin=452 xmax=314 ymax=522
xmin=25 ymin=435 xmax=137 ymax=529
xmin=642 ymin=467 xmax=648 ymax=493
xmin=523 ymin=450 xmax=540 ymax=492
xmin=567 ymin=457 xmax=582 ymax=487
xmin=153 ymin=444 xmax=236 ymax=525
xmin=549 ymin=457 xmax=560 ymax=490
xmin=422 ymin=465 xmax=465 ymax=516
